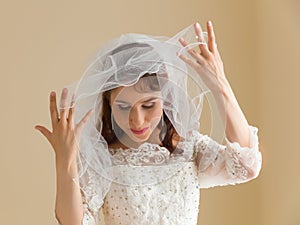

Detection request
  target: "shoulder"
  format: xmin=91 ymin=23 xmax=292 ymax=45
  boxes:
xmin=175 ymin=130 xmax=205 ymax=144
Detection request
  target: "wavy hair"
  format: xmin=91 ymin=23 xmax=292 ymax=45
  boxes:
xmin=100 ymin=73 xmax=179 ymax=153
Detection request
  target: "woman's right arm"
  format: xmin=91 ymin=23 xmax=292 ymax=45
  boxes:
xmin=35 ymin=89 xmax=93 ymax=225
xmin=55 ymin=159 xmax=83 ymax=225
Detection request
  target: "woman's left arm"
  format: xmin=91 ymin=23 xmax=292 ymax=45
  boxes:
xmin=178 ymin=22 xmax=262 ymax=188
xmin=178 ymin=21 xmax=251 ymax=147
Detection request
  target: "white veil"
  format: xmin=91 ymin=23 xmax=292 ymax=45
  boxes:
xmin=59 ymin=24 xmax=224 ymax=213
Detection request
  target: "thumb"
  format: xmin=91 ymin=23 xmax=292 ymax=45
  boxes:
xmin=34 ymin=125 xmax=52 ymax=143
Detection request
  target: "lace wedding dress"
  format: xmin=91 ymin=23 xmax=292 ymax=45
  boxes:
xmin=56 ymin=126 xmax=262 ymax=225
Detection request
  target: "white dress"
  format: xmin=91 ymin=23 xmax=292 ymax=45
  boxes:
xmin=56 ymin=126 xmax=262 ymax=225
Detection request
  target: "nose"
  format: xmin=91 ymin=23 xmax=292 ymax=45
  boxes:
xmin=129 ymin=107 xmax=144 ymax=128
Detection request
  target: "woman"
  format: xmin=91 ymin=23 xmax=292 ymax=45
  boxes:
xmin=35 ymin=21 xmax=262 ymax=225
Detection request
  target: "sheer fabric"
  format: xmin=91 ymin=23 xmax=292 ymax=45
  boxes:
xmin=59 ymin=24 xmax=216 ymax=210
xmin=55 ymin=125 xmax=261 ymax=225
xmin=54 ymin=23 xmax=262 ymax=225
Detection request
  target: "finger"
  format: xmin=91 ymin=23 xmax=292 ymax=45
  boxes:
xmin=194 ymin=23 xmax=210 ymax=57
xmin=178 ymin=37 xmax=196 ymax=56
xmin=178 ymin=38 xmax=206 ymax=65
xmin=179 ymin=37 xmax=196 ymax=54
xmin=35 ymin=125 xmax=52 ymax=143
xmin=178 ymin=37 xmax=187 ymax=47
xmin=49 ymin=91 xmax=59 ymax=128
xmin=177 ymin=52 xmax=201 ymax=68
xmin=67 ymin=95 xmax=75 ymax=126
xmin=70 ymin=94 xmax=75 ymax=108
xmin=195 ymin=22 xmax=205 ymax=42
xmin=67 ymin=107 xmax=75 ymax=127
xmin=59 ymin=88 xmax=69 ymax=121
xmin=207 ymin=21 xmax=217 ymax=52
xmin=76 ymin=109 xmax=94 ymax=135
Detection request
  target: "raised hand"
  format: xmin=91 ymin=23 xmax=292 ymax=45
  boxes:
xmin=35 ymin=88 xmax=93 ymax=167
xmin=178 ymin=21 xmax=228 ymax=93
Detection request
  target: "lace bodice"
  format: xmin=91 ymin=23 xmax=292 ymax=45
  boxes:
xmin=55 ymin=126 xmax=262 ymax=225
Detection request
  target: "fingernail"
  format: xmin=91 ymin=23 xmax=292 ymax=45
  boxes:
xmin=208 ymin=20 xmax=212 ymax=26
xmin=50 ymin=91 xmax=55 ymax=97
xmin=196 ymin=22 xmax=200 ymax=28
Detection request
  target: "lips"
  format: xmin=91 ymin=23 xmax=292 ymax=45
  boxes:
xmin=130 ymin=127 xmax=149 ymax=135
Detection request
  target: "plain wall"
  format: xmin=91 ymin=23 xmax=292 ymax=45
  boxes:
xmin=1 ymin=0 xmax=298 ymax=224
xmin=257 ymin=0 xmax=300 ymax=224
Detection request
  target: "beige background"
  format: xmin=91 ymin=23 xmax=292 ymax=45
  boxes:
xmin=1 ymin=0 xmax=299 ymax=224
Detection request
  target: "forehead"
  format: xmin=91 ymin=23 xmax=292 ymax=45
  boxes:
xmin=110 ymin=85 xmax=161 ymax=104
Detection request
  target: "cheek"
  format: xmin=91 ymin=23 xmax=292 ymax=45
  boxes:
xmin=112 ymin=109 xmax=129 ymax=127
xmin=146 ymin=107 xmax=163 ymax=124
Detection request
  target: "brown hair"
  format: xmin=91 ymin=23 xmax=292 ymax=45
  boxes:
xmin=100 ymin=73 xmax=179 ymax=153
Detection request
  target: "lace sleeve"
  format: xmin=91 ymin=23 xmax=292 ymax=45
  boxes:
xmin=193 ymin=125 xmax=262 ymax=188
xmin=54 ymin=166 xmax=110 ymax=225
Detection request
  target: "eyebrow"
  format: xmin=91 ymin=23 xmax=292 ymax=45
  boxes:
xmin=115 ymin=97 xmax=159 ymax=104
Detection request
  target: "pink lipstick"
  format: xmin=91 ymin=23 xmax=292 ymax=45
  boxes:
xmin=130 ymin=127 xmax=149 ymax=135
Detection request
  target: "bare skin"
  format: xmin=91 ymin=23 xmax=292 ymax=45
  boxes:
xmin=35 ymin=21 xmax=252 ymax=224
xmin=35 ymin=88 xmax=93 ymax=225
xmin=109 ymin=85 xmax=163 ymax=148
xmin=178 ymin=21 xmax=251 ymax=147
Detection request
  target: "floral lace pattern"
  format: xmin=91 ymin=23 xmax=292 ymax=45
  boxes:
xmin=108 ymin=141 xmax=196 ymax=167
xmin=55 ymin=126 xmax=262 ymax=225
xmin=194 ymin=126 xmax=262 ymax=188
xmin=108 ymin=143 xmax=171 ymax=166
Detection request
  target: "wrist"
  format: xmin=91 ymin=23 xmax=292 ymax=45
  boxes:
xmin=211 ymin=76 xmax=235 ymax=102
xmin=55 ymin=157 xmax=78 ymax=177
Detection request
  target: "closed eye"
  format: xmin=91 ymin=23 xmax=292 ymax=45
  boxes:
xmin=117 ymin=104 xmax=131 ymax=111
xmin=142 ymin=102 xmax=155 ymax=109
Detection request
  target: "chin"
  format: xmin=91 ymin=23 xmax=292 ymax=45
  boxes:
xmin=130 ymin=134 xmax=151 ymax=143
xmin=128 ymin=129 xmax=152 ymax=143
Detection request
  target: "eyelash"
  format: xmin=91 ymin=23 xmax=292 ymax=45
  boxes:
xmin=118 ymin=105 xmax=131 ymax=110
xmin=142 ymin=103 xmax=155 ymax=109
xmin=117 ymin=102 xmax=155 ymax=111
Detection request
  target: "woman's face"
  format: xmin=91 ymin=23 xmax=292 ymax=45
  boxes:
xmin=110 ymin=84 xmax=163 ymax=144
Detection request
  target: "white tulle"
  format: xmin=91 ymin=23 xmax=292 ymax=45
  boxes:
xmin=55 ymin=125 xmax=261 ymax=225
